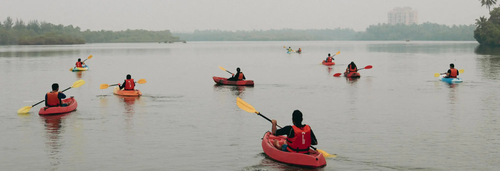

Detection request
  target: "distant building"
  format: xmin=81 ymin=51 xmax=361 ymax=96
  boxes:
xmin=388 ymin=7 xmax=418 ymax=25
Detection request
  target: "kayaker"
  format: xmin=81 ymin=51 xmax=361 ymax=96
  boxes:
xmin=445 ymin=63 xmax=459 ymax=78
xmin=75 ymin=58 xmax=85 ymax=68
xmin=297 ymin=48 xmax=302 ymax=53
xmin=271 ymin=110 xmax=318 ymax=153
xmin=287 ymin=47 xmax=292 ymax=52
xmin=119 ymin=74 xmax=136 ymax=91
xmin=45 ymin=83 xmax=67 ymax=107
xmin=325 ymin=53 xmax=334 ymax=62
xmin=228 ymin=67 xmax=246 ymax=81
xmin=346 ymin=61 xmax=358 ymax=73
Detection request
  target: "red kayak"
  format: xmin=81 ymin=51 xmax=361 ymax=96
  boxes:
xmin=39 ymin=97 xmax=78 ymax=115
xmin=322 ymin=61 xmax=335 ymax=66
xmin=261 ymin=132 xmax=326 ymax=168
xmin=213 ymin=76 xmax=254 ymax=86
xmin=344 ymin=72 xmax=360 ymax=78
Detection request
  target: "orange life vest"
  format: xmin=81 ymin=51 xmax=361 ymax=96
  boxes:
xmin=76 ymin=61 xmax=82 ymax=67
xmin=348 ymin=64 xmax=357 ymax=72
xmin=449 ymin=68 xmax=458 ymax=78
xmin=125 ymin=79 xmax=135 ymax=90
xmin=286 ymin=125 xmax=312 ymax=153
xmin=326 ymin=57 xmax=333 ymax=62
xmin=238 ymin=72 xmax=244 ymax=80
xmin=46 ymin=91 xmax=61 ymax=107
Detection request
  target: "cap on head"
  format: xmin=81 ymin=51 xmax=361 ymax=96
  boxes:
xmin=236 ymin=67 xmax=241 ymax=72
xmin=450 ymin=63 xmax=454 ymax=68
xmin=292 ymin=110 xmax=303 ymax=124
xmin=52 ymin=83 xmax=59 ymax=91
xmin=126 ymin=74 xmax=131 ymax=79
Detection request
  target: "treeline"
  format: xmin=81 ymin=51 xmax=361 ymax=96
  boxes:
xmin=173 ymin=23 xmax=476 ymax=41
xmin=474 ymin=1 xmax=500 ymax=46
xmin=0 ymin=17 xmax=182 ymax=45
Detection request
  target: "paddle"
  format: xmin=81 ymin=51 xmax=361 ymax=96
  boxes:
xmin=99 ymin=79 xmax=147 ymax=89
xmin=236 ymin=97 xmax=337 ymax=158
xmin=283 ymin=46 xmax=295 ymax=52
xmin=70 ymin=55 xmax=93 ymax=71
xmin=320 ymin=51 xmax=341 ymax=65
xmin=434 ymin=69 xmax=464 ymax=77
xmin=218 ymin=66 xmax=234 ymax=75
xmin=17 ymin=79 xmax=86 ymax=114
xmin=333 ymin=65 xmax=372 ymax=77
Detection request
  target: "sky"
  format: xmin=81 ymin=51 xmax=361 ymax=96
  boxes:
xmin=0 ymin=0 xmax=491 ymax=32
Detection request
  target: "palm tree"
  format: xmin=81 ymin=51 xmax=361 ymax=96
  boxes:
xmin=480 ymin=0 xmax=497 ymax=12
xmin=475 ymin=16 xmax=488 ymax=29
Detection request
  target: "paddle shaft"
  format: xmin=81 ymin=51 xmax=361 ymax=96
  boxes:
xmin=30 ymin=87 xmax=73 ymax=107
xmin=258 ymin=112 xmax=282 ymax=128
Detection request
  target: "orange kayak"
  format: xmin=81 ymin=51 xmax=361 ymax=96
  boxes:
xmin=213 ymin=76 xmax=254 ymax=86
xmin=322 ymin=61 xmax=335 ymax=66
xmin=39 ymin=97 xmax=78 ymax=115
xmin=261 ymin=132 xmax=326 ymax=168
xmin=113 ymin=87 xmax=142 ymax=96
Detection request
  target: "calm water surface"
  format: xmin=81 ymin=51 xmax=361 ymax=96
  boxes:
xmin=1 ymin=41 xmax=499 ymax=170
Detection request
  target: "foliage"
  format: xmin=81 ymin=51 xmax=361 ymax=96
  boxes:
xmin=474 ymin=7 xmax=500 ymax=46
xmin=479 ymin=0 xmax=497 ymax=12
xmin=357 ymin=22 xmax=475 ymax=41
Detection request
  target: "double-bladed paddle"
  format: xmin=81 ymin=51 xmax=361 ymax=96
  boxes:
xmin=100 ymin=79 xmax=147 ymax=89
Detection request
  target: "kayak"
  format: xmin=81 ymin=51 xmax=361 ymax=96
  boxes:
xmin=213 ymin=76 xmax=254 ymax=86
xmin=113 ymin=87 xmax=142 ymax=96
xmin=322 ymin=61 xmax=335 ymax=66
xmin=344 ymin=72 xmax=361 ymax=78
xmin=39 ymin=97 xmax=78 ymax=115
xmin=439 ymin=75 xmax=462 ymax=84
xmin=72 ymin=65 xmax=89 ymax=71
xmin=261 ymin=132 xmax=326 ymax=168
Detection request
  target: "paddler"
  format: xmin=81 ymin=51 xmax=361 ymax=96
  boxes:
xmin=345 ymin=61 xmax=358 ymax=73
xmin=271 ymin=110 xmax=318 ymax=153
xmin=297 ymin=48 xmax=302 ymax=53
xmin=325 ymin=53 xmax=334 ymax=62
xmin=287 ymin=47 xmax=293 ymax=52
xmin=119 ymin=74 xmax=136 ymax=91
xmin=228 ymin=67 xmax=246 ymax=81
xmin=75 ymin=58 xmax=85 ymax=68
xmin=445 ymin=63 xmax=459 ymax=78
xmin=45 ymin=83 xmax=68 ymax=107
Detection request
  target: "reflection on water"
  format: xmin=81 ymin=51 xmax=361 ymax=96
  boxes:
xmin=345 ymin=77 xmax=359 ymax=84
xmin=242 ymin=153 xmax=323 ymax=171
xmin=475 ymin=45 xmax=500 ymax=80
xmin=326 ymin=67 xmax=332 ymax=74
xmin=213 ymin=84 xmax=250 ymax=97
xmin=40 ymin=113 xmax=70 ymax=170
xmin=74 ymin=71 xmax=83 ymax=79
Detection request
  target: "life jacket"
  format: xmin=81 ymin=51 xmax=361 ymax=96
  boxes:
xmin=124 ymin=79 xmax=135 ymax=90
xmin=449 ymin=68 xmax=458 ymax=78
xmin=238 ymin=72 xmax=244 ymax=80
xmin=46 ymin=91 xmax=61 ymax=107
xmin=76 ymin=61 xmax=82 ymax=67
xmin=286 ymin=125 xmax=311 ymax=153
xmin=349 ymin=64 xmax=358 ymax=72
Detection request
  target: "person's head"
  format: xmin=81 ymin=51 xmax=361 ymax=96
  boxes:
xmin=289 ymin=47 xmax=291 ymax=48
xmin=328 ymin=53 xmax=331 ymax=57
xmin=450 ymin=63 xmax=455 ymax=68
xmin=51 ymin=83 xmax=59 ymax=91
xmin=236 ymin=67 xmax=241 ymax=72
xmin=292 ymin=110 xmax=303 ymax=126
xmin=78 ymin=58 xmax=81 ymax=62
xmin=126 ymin=74 xmax=131 ymax=79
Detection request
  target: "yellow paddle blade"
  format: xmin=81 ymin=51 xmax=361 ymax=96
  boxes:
xmin=434 ymin=73 xmax=440 ymax=77
xmin=335 ymin=51 xmax=340 ymax=55
xmin=87 ymin=55 xmax=93 ymax=59
xmin=218 ymin=66 xmax=226 ymax=71
xmin=236 ymin=97 xmax=258 ymax=114
xmin=283 ymin=46 xmax=286 ymax=48
xmin=137 ymin=79 xmax=147 ymax=84
xmin=100 ymin=84 xmax=110 ymax=89
xmin=317 ymin=149 xmax=337 ymax=158
xmin=72 ymin=79 xmax=86 ymax=88
xmin=17 ymin=106 xmax=32 ymax=114
xmin=70 ymin=68 xmax=74 ymax=71
xmin=459 ymin=69 xmax=464 ymax=73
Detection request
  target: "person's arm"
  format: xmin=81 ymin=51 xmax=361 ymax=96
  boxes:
xmin=274 ymin=125 xmax=293 ymax=136
xmin=310 ymin=129 xmax=318 ymax=145
xmin=446 ymin=69 xmax=451 ymax=76
xmin=242 ymin=74 xmax=246 ymax=80
xmin=119 ymin=80 xmax=126 ymax=89
xmin=58 ymin=92 xmax=66 ymax=99
xmin=45 ymin=94 xmax=48 ymax=107
xmin=271 ymin=120 xmax=278 ymax=135
xmin=457 ymin=69 xmax=459 ymax=76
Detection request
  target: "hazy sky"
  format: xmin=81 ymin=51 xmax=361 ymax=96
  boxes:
xmin=0 ymin=0 xmax=491 ymax=32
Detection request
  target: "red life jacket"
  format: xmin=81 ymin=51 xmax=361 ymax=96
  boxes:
xmin=125 ymin=79 xmax=135 ymax=90
xmin=449 ymin=68 xmax=458 ymax=78
xmin=238 ymin=72 xmax=244 ymax=80
xmin=326 ymin=57 xmax=333 ymax=62
xmin=46 ymin=91 xmax=61 ymax=107
xmin=349 ymin=64 xmax=358 ymax=72
xmin=76 ymin=61 xmax=82 ymax=67
xmin=287 ymin=125 xmax=312 ymax=153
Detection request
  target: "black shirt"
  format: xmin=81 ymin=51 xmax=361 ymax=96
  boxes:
xmin=274 ymin=125 xmax=318 ymax=145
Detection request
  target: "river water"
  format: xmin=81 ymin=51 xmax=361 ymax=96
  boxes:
xmin=1 ymin=41 xmax=499 ymax=170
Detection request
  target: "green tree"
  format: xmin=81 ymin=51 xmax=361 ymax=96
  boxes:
xmin=3 ymin=17 xmax=13 ymax=30
xmin=476 ymin=16 xmax=488 ymax=29
xmin=480 ymin=0 xmax=497 ymax=12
